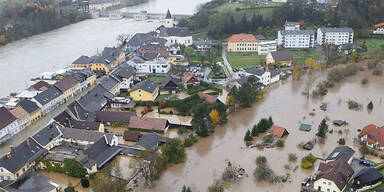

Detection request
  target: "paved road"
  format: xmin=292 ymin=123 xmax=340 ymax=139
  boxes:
xmin=0 ymin=83 xmax=97 ymax=155
xmin=221 ymin=47 xmax=236 ymax=80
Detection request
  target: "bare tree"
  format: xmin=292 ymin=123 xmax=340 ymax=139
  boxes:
xmin=117 ymin=33 xmax=130 ymax=46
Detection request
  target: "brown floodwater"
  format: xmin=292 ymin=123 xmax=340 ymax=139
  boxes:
xmin=130 ymin=67 xmax=384 ymax=192
xmin=39 ymin=170 xmax=91 ymax=192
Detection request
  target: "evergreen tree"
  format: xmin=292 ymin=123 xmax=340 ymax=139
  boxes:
xmin=240 ymin=14 xmax=249 ymax=32
xmin=316 ymin=119 xmax=328 ymax=138
xmin=192 ymin=103 xmax=214 ymax=137
xmin=251 ymin=14 xmax=258 ymax=31
xmin=182 ymin=185 xmax=187 ymax=192
xmin=367 ymin=101 xmax=374 ymax=110
xmin=244 ymin=130 xmax=253 ymax=141
xmin=268 ymin=116 xmax=274 ymax=127
xmin=251 ymin=124 xmax=259 ymax=136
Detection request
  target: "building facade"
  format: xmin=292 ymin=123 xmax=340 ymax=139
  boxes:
xmin=277 ymin=30 xmax=315 ymax=48
xmin=258 ymin=40 xmax=277 ymax=55
xmin=317 ymin=28 xmax=354 ymax=46
xmin=227 ymin=33 xmax=259 ymax=52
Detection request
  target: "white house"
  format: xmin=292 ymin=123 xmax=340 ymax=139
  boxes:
xmin=156 ymin=25 xmax=193 ymax=46
xmin=244 ymin=67 xmax=279 ymax=85
xmin=373 ymin=23 xmax=384 ymax=34
xmin=32 ymin=86 xmax=64 ymax=115
xmin=284 ymin=21 xmax=300 ymax=30
xmin=317 ymin=28 xmax=354 ymax=46
xmin=0 ymin=107 xmax=19 ymax=143
xmin=258 ymin=40 xmax=277 ymax=55
xmin=127 ymin=56 xmax=170 ymax=74
xmin=277 ymin=30 xmax=315 ymax=48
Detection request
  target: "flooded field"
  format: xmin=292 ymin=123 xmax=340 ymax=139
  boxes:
xmin=134 ymin=68 xmax=384 ymax=192
xmin=39 ymin=170 xmax=91 ymax=192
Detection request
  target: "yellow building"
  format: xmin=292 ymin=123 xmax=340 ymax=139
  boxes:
xmin=266 ymin=50 xmax=293 ymax=66
xmin=72 ymin=55 xmax=93 ymax=70
xmin=313 ymin=160 xmax=353 ymax=192
xmin=54 ymin=76 xmax=81 ymax=102
xmin=227 ymin=33 xmax=259 ymax=52
xmin=129 ymin=80 xmax=159 ymax=101
xmin=18 ymin=99 xmax=42 ymax=123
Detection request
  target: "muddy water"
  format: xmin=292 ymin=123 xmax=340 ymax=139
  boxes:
xmin=39 ymin=170 xmax=91 ymax=192
xmin=135 ymin=69 xmax=384 ymax=192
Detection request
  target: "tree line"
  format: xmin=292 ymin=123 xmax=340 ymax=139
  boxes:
xmin=179 ymin=0 xmax=384 ymax=39
xmin=0 ymin=0 xmax=90 ymax=45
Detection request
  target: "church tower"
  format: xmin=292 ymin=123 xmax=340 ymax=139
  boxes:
xmin=165 ymin=9 xmax=174 ymax=28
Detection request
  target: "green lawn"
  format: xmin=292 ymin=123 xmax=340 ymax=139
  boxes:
xmin=356 ymin=38 xmax=384 ymax=53
xmin=148 ymin=76 xmax=165 ymax=82
xmin=284 ymin=48 xmax=319 ymax=66
xmin=226 ymin=52 xmax=265 ymax=69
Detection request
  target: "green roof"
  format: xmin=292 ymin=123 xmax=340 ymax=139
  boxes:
xmin=300 ymin=124 xmax=311 ymax=131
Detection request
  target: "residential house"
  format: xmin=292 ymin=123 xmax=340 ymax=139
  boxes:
xmin=75 ymin=84 xmax=114 ymax=115
xmin=233 ymin=76 xmax=265 ymax=90
xmin=1 ymin=171 xmax=59 ymax=192
xmin=108 ymin=97 xmax=136 ymax=110
xmin=182 ymin=73 xmax=199 ymax=85
xmin=325 ymin=146 xmax=355 ymax=164
xmin=123 ymin=130 xmax=141 ymax=142
xmin=99 ymin=75 xmax=121 ymax=95
xmin=138 ymin=40 xmax=169 ymax=58
xmin=69 ymin=120 xmax=104 ymax=132
xmin=270 ymin=70 xmax=280 ymax=84
xmin=111 ymin=65 xmax=135 ymax=93
xmin=160 ymin=76 xmax=180 ymax=95
xmin=32 ymin=86 xmax=63 ymax=115
xmin=317 ymin=28 xmax=354 ymax=46
xmin=9 ymin=105 xmax=30 ymax=130
xmin=131 ymin=132 xmax=167 ymax=151
xmin=129 ymin=116 xmax=169 ymax=134
xmin=0 ymin=138 xmax=46 ymax=181
xmin=258 ymin=40 xmax=277 ymax=55
xmin=72 ymin=69 xmax=97 ymax=90
xmin=29 ymin=81 xmax=51 ymax=92
xmin=277 ymin=30 xmax=315 ymax=48
xmin=373 ymin=23 xmax=384 ymax=34
xmin=337 ymin=43 xmax=361 ymax=55
xmin=54 ymin=75 xmax=81 ymax=102
xmin=227 ymin=33 xmax=259 ymax=52
xmin=244 ymin=67 xmax=273 ymax=85
xmin=72 ymin=55 xmax=94 ymax=70
xmin=18 ymin=99 xmax=42 ymax=123
xmin=127 ymin=55 xmax=170 ymax=74
xmin=126 ymin=33 xmax=155 ymax=52
xmin=352 ymin=167 xmax=383 ymax=191
xmin=267 ymin=50 xmax=293 ymax=66
xmin=358 ymin=124 xmax=384 ymax=150
xmin=95 ymin=111 xmax=136 ymax=125
xmin=270 ymin=125 xmax=289 ymax=138
xmin=284 ymin=21 xmax=300 ymax=30
xmin=102 ymin=47 xmax=125 ymax=65
xmin=0 ymin=107 xmax=19 ymax=143
xmin=314 ymin=159 xmax=354 ymax=192
xmin=31 ymin=123 xmax=62 ymax=150
xmin=194 ymin=38 xmax=213 ymax=52
xmin=156 ymin=25 xmax=193 ymax=46
xmin=66 ymin=101 xmax=95 ymax=121
xmin=129 ymin=80 xmax=159 ymax=101
xmin=59 ymin=127 xmax=118 ymax=146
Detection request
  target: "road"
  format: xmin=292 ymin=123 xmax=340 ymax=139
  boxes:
xmin=221 ymin=47 xmax=236 ymax=80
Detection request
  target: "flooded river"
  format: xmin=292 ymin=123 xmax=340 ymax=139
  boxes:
xmin=0 ymin=0 xmax=210 ymax=97
xmin=131 ymin=68 xmax=384 ymax=192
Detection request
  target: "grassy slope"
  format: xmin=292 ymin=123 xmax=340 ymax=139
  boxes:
xmin=356 ymin=38 xmax=384 ymax=53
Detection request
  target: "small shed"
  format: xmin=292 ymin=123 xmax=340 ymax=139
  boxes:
xmin=303 ymin=142 xmax=314 ymax=150
xmin=300 ymin=124 xmax=312 ymax=132
xmin=333 ymin=120 xmax=345 ymax=126
xmin=123 ymin=130 xmax=142 ymax=142
xmin=271 ymin=126 xmax=289 ymax=138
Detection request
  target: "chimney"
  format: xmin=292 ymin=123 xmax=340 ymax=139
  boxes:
xmin=10 ymin=145 xmax=14 ymax=151
xmin=50 ymin=133 xmax=55 ymax=140
xmin=26 ymin=139 xmax=31 ymax=147
xmin=6 ymin=153 xmax=11 ymax=160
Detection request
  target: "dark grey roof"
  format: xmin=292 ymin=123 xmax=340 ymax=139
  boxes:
xmin=30 ymin=81 xmax=51 ymax=91
xmin=158 ymin=26 xmax=192 ymax=37
xmin=127 ymin=33 xmax=155 ymax=47
xmin=54 ymin=110 xmax=74 ymax=127
xmin=3 ymin=171 xmax=57 ymax=192
xmin=142 ymin=52 xmax=158 ymax=60
xmin=0 ymin=107 xmax=17 ymax=130
xmin=135 ymin=133 xmax=166 ymax=151
xmin=18 ymin=100 xmax=40 ymax=114
xmin=339 ymin=43 xmax=361 ymax=50
xmin=0 ymin=138 xmax=46 ymax=174
xmin=100 ymin=75 xmax=120 ymax=92
xmin=271 ymin=70 xmax=280 ymax=77
xmin=118 ymin=144 xmax=143 ymax=157
xmin=285 ymin=21 xmax=300 ymax=26
xmin=82 ymin=137 xmax=121 ymax=168
xmin=166 ymin=9 xmax=172 ymax=19
xmin=72 ymin=55 xmax=93 ymax=64
xmin=67 ymin=101 xmax=95 ymax=121
xmin=78 ymin=84 xmax=114 ymax=113
xmin=130 ymin=80 xmax=158 ymax=93
xmin=354 ymin=167 xmax=383 ymax=184
xmin=102 ymin=47 xmax=122 ymax=58
xmin=111 ymin=65 xmax=135 ymax=80
xmin=33 ymin=86 xmax=62 ymax=106
xmin=54 ymin=75 xmax=79 ymax=93
xmin=160 ymin=76 xmax=179 ymax=88
xmin=93 ymin=55 xmax=114 ymax=67
xmin=60 ymin=127 xmax=104 ymax=143
xmin=270 ymin=50 xmax=293 ymax=61
xmin=319 ymin=28 xmax=353 ymax=33
xmin=72 ymin=69 xmax=95 ymax=83
xmin=31 ymin=123 xmax=61 ymax=147
xmin=245 ymin=67 xmax=265 ymax=76
xmin=256 ymin=34 xmax=266 ymax=40
xmin=69 ymin=120 xmax=101 ymax=131
xmin=194 ymin=39 xmax=212 ymax=46
xmin=95 ymin=111 xmax=136 ymax=123
xmin=235 ymin=75 xmax=260 ymax=86
xmin=279 ymin=30 xmax=314 ymax=35
xmin=326 ymin=146 xmax=355 ymax=162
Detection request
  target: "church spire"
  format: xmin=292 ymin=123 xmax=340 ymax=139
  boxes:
xmin=166 ymin=9 xmax=172 ymax=19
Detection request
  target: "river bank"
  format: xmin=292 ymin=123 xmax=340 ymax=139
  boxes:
xmin=127 ymin=62 xmax=384 ymax=192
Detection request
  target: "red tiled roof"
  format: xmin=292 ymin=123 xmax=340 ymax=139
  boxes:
xmin=374 ymin=23 xmax=384 ymax=29
xmin=271 ymin=126 xmax=288 ymax=138
xmin=182 ymin=73 xmax=198 ymax=84
xmin=198 ymin=92 xmax=218 ymax=104
xmin=227 ymin=33 xmax=258 ymax=42
xmin=123 ymin=130 xmax=141 ymax=142
xmin=129 ymin=116 xmax=168 ymax=132
xmin=359 ymin=124 xmax=384 ymax=146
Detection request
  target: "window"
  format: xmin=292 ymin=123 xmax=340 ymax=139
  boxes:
xmin=139 ymin=94 xmax=141 ymax=97
xmin=328 ymin=182 xmax=331 ymax=185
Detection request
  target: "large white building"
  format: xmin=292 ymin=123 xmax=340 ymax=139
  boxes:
xmin=317 ymin=28 xmax=354 ymax=46
xmin=0 ymin=107 xmax=19 ymax=143
xmin=156 ymin=26 xmax=193 ymax=46
xmin=277 ymin=30 xmax=315 ymax=48
xmin=258 ymin=40 xmax=277 ymax=55
xmin=127 ymin=56 xmax=170 ymax=74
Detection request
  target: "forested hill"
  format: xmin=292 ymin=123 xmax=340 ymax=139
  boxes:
xmin=0 ymin=0 xmax=90 ymax=45
xmin=179 ymin=0 xmax=384 ymax=40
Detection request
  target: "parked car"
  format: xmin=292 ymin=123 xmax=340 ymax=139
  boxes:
xmin=360 ymin=160 xmax=372 ymax=166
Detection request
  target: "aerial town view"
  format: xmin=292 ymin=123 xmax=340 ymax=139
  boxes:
xmin=0 ymin=0 xmax=384 ymax=191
